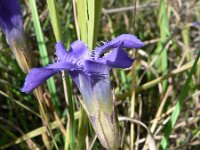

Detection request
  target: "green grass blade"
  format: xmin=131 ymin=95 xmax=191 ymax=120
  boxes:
xmin=159 ymin=50 xmax=200 ymax=149
xmin=46 ymin=0 xmax=62 ymax=42
xmin=77 ymin=0 xmax=103 ymax=49
xmin=155 ymin=0 xmax=170 ymax=91
xmin=64 ymin=76 xmax=75 ymax=150
xmin=77 ymin=108 xmax=88 ymax=150
xmin=182 ymin=26 xmax=191 ymax=60
xmin=29 ymin=0 xmax=59 ymax=113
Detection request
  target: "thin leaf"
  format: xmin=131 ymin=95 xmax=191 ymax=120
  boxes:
xmin=159 ymin=50 xmax=200 ymax=149
xmin=29 ymin=0 xmax=60 ymax=113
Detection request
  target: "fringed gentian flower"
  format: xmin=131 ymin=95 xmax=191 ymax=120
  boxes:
xmin=21 ymin=34 xmax=144 ymax=149
xmin=0 ymin=0 xmax=30 ymax=73
xmin=192 ymin=22 xmax=200 ymax=26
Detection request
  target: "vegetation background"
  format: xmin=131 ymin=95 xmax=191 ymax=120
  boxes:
xmin=0 ymin=0 xmax=199 ymax=149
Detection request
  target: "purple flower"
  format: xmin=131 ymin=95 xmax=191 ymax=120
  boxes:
xmin=21 ymin=34 xmax=144 ymax=149
xmin=22 ymin=34 xmax=144 ymax=93
xmin=0 ymin=0 xmax=23 ymax=45
xmin=0 ymin=0 xmax=30 ymax=73
xmin=192 ymin=22 xmax=200 ymax=26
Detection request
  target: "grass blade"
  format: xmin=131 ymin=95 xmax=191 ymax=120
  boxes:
xmin=76 ymin=0 xmax=103 ymax=49
xmin=155 ymin=0 xmax=170 ymax=91
xmin=160 ymin=50 xmax=200 ymax=149
xmin=29 ymin=0 xmax=59 ymax=113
